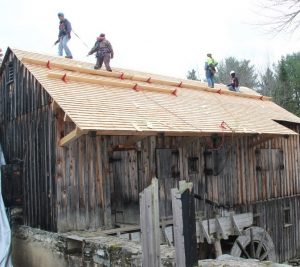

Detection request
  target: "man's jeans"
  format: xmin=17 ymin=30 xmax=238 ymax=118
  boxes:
xmin=58 ymin=35 xmax=72 ymax=57
xmin=206 ymin=75 xmax=214 ymax=88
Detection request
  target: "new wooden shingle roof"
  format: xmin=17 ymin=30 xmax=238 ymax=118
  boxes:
xmin=9 ymin=48 xmax=300 ymax=136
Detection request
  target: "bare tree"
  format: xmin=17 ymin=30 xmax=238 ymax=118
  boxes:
xmin=260 ymin=0 xmax=300 ymax=33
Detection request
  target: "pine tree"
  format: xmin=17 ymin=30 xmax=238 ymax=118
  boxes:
xmin=187 ymin=69 xmax=199 ymax=81
xmin=258 ymin=67 xmax=276 ymax=96
xmin=216 ymin=57 xmax=258 ymax=89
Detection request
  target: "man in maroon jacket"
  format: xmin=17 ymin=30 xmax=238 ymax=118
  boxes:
xmin=88 ymin=33 xmax=114 ymax=71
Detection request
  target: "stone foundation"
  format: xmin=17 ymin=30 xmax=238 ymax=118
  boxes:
xmin=12 ymin=225 xmax=175 ymax=267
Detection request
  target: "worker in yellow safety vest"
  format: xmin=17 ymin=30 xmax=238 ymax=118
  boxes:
xmin=204 ymin=53 xmax=218 ymax=88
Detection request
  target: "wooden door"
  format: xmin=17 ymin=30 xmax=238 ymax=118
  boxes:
xmin=110 ymin=150 xmax=139 ymax=224
xmin=256 ymin=148 xmax=284 ymax=199
xmin=156 ymin=149 xmax=180 ymax=218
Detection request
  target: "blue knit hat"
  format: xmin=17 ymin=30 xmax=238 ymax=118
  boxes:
xmin=58 ymin=12 xmax=64 ymax=17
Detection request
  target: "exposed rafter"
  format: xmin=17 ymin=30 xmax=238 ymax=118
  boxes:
xmin=59 ymin=127 xmax=88 ymax=147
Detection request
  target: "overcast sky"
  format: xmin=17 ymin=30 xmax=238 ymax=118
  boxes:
xmin=1 ymin=0 xmax=300 ymax=79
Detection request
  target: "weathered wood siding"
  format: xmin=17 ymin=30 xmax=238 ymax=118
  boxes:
xmin=56 ymin=121 xmax=112 ymax=231
xmin=57 ymin=128 xmax=300 ymax=228
xmin=240 ymin=195 xmax=300 ymax=262
xmin=202 ymin=129 xmax=300 ymax=206
xmin=0 ymin=54 xmax=57 ymax=231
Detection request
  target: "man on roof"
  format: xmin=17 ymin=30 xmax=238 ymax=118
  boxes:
xmin=227 ymin=70 xmax=239 ymax=92
xmin=204 ymin=53 xmax=218 ymax=88
xmin=54 ymin=12 xmax=73 ymax=59
xmin=87 ymin=33 xmax=114 ymax=71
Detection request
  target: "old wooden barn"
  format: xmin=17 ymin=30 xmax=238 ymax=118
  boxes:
xmin=1 ymin=48 xmax=300 ymax=263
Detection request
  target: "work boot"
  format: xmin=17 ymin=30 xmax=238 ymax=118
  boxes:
xmin=94 ymin=66 xmax=100 ymax=70
xmin=65 ymin=56 xmax=73 ymax=59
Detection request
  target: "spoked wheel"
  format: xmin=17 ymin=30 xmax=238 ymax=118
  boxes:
xmin=230 ymin=226 xmax=276 ymax=262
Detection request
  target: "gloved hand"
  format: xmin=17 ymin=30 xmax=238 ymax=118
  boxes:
xmin=87 ymin=52 xmax=92 ymax=56
xmin=54 ymin=40 xmax=59 ymax=45
xmin=68 ymin=33 xmax=71 ymax=39
xmin=111 ymin=53 xmax=114 ymax=59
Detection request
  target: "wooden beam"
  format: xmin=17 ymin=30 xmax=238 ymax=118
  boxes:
xmin=48 ymin=71 xmax=272 ymax=100
xmin=59 ymin=127 xmax=88 ymax=147
xmin=51 ymin=100 xmax=60 ymax=113
xmin=216 ymin=217 xmax=228 ymax=240
xmin=95 ymin=131 xmax=212 ymax=137
xmin=171 ymin=181 xmax=198 ymax=267
xmin=214 ymin=240 xmax=223 ymax=257
xmin=22 ymin=57 xmax=119 ymax=78
xmin=231 ymin=213 xmax=242 ymax=235
xmin=92 ymin=130 xmax=283 ymax=137
xmin=113 ymin=135 xmax=148 ymax=150
xmin=248 ymin=135 xmax=276 ymax=147
xmin=22 ymin=56 xmax=272 ymax=101
xmin=140 ymin=178 xmax=161 ymax=267
xmin=47 ymin=71 xmax=175 ymax=95
xmin=180 ymin=137 xmax=200 ymax=148
xmin=63 ymin=112 xmax=72 ymax=122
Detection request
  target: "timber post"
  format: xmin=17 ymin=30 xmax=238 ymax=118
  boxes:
xmin=171 ymin=180 xmax=198 ymax=267
xmin=139 ymin=177 xmax=161 ymax=267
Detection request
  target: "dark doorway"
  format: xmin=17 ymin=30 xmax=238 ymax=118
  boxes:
xmin=110 ymin=150 xmax=139 ymax=224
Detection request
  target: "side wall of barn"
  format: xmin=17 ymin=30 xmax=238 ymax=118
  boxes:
xmin=57 ymin=126 xmax=300 ymax=228
xmin=55 ymin=121 xmax=112 ymax=232
xmin=0 ymin=53 xmax=57 ymax=231
xmin=56 ymin=123 xmax=300 ymax=261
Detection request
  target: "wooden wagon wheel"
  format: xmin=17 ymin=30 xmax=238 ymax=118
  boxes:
xmin=230 ymin=226 xmax=276 ymax=262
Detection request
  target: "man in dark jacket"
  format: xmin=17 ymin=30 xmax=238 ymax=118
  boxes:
xmin=227 ymin=71 xmax=239 ymax=92
xmin=88 ymin=33 xmax=114 ymax=71
xmin=55 ymin=12 xmax=73 ymax=59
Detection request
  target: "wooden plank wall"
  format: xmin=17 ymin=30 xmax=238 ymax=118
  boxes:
xmin=184 ymin=129 xmax=300 ymax=207
xmin=55 ymin=125 xmax=112 ymax=231
xmin=238 ymin=195 xmax=300 ymax=262
xmin=0 ymin=54 xmax=57 ymax=231
xmin=57 ymin=126 xmax=300 ymax=232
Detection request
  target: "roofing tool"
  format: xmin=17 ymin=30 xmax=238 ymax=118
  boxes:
xmin=72 ymin=30 xmax=89 ymax=49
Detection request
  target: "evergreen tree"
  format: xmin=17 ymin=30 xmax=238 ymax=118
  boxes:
xmin=216 ymin=57 xmax=258 ymax=89
xmin=273 ymin=53 xmax=300 ymax=116
xmin=258 ymin=67 xmax=277 ymax=96
xmin=187 ymin=69 xmax=199 ymax=81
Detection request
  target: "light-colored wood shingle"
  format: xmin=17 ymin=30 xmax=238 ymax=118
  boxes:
xmin=13 ymin=48 xmax=300 ymax=136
